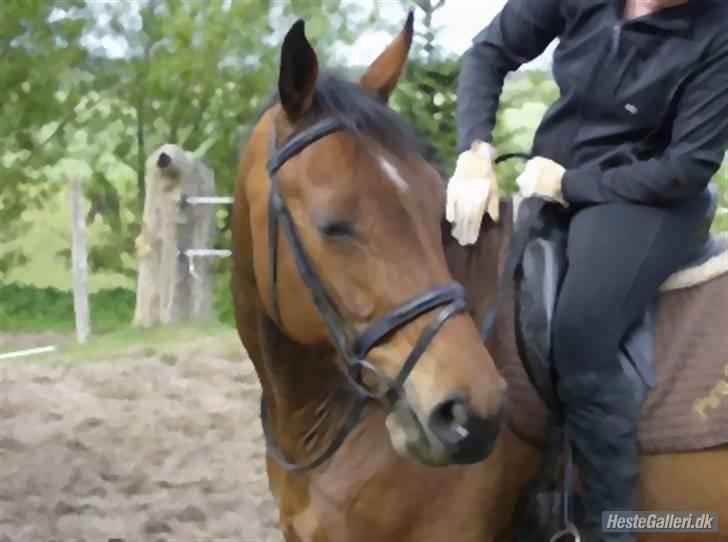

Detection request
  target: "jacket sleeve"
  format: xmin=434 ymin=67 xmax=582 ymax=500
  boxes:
xmin=456 ymin=0 xmax=564 ymax=152
xmin=562 ymin=44 xmax=728 ymax=205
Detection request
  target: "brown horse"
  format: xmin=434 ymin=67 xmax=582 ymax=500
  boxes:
xmin=231 ymin=15 xmax=728 ymax=542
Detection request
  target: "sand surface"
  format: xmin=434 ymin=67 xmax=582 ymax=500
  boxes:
xmin=0 ymin=332 xmax=282 ymax=541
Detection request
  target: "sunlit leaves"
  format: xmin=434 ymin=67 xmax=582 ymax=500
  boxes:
xmin=1 ymin=0 xmax=93 ymax=275
xmin=2 ymin=0 xmax=377 ymax=278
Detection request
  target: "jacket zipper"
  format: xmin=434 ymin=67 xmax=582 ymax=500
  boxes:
xmin=611 ymin=23 xmax=622 ymax=54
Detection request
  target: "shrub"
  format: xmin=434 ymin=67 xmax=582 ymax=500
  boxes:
xmin=0 ymin=284 xmax=135 ymax=332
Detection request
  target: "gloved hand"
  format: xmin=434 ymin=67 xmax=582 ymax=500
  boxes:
xmin=516 ymin=156 xmax=567 ymax=206
xmin=446 ymin=141 xmax=499 ymax=246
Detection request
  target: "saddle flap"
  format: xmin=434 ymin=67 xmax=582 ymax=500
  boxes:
xmin=515 ymin=237 xmax=564 ymax=410
xmin=514 ymin=206 xmax=656 ymax=413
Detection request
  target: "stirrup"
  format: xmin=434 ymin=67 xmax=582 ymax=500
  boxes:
xmin=550 ymin=426 xmax=581 ymax=542
xmin=549 ymin=520 xmax=581 ymax=542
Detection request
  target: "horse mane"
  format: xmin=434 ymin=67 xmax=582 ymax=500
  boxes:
xmin=248 ymin=72 xmax=425 ymax=160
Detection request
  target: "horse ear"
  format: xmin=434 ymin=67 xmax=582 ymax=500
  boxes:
xmin=279 ymin=20 xmax=319 ymax=121
xmin=359 ymin=10 xmax=414 ymax=102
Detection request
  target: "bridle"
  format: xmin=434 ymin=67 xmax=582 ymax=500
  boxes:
xmin=261 ymin=116 xmax=467 ymax=471
xmin=259 ymin=115 xmax=541 ymax=472
xmin=256 ymin=110 xmax=569 ymax=539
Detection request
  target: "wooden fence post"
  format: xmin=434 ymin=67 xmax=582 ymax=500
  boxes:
xmin=68 ymin=176 xmax=90 ymax=343
xmin=177 ymin=166 xmax=217 ymax=322
xmin=133 ymin=144 xmax=216 ymax=327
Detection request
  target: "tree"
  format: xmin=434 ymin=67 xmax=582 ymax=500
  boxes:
xmin=1 ymin=0 xmax=93 ymax=275
xmin=1 ymin=0 xmax=380 ymax=279
xmin=412 ymin=0 xmax=447 ymax=63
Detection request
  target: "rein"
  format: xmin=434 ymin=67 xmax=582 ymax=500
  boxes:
xmin=259 ymin=116 xmax=542 ymax=472
xmin=478 ymin=194 xmax=547 ymax=340
xmin=476 ymin=152 xmax=545 ymax=340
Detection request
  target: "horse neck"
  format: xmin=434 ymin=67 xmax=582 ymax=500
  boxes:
xmin=442 ymin=200 xmax=513 ymax=319
xmin=259 ymin=314 xmax=354 ymax=459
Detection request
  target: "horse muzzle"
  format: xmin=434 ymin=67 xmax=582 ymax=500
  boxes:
xmin=385 ymin=391 xmax=503 ymax=466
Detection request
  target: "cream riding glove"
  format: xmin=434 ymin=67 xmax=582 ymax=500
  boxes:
xmin=446 ymin=141 xmax=499 ymax=246
xmin=515 ymin=156 xmax=567 ymax=206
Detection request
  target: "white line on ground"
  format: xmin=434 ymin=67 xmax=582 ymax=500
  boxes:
xmin=0 ymin=345 xmax=57 ymax=361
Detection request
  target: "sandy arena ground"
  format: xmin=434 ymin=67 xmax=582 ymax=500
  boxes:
xmin=0 ymin=331 xmax=283 ymax=541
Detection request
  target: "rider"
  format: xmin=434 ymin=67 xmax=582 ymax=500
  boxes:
xmin=446 ymin=0 xmax=727 ymax=540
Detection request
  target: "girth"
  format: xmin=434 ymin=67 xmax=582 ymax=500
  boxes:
xmin=262 ymin=117 xmax=466 ymax=471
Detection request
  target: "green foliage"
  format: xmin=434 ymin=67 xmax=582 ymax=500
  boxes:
xmin=392 ymin=54 xmax=559 ymax=192
xmin=391 ymin=56 xmax=460 ymax=170
xmin=2 ymin=0 xmax=374 ymax=280
xmin=212 ymin=258 xmax=235 ymax=327
xmin=492 ymin=71 xmax=560 ymax=192
xmin=1 ymin=0 xmax=92 ymax=271
xmin=0 ymin=284 xmax=135 ymax=332
xmin=0 ymin=277 xmax=235 ymax=332
xmin=712 ymin=154 xmax=727 ymax=233
xmin=3 ymin=0 xmax=725 ymax=334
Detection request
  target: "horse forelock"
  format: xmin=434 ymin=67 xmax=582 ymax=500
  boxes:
xmin=311 ymin=73 xmax=423 ymax=158
xmin=244 ymin=72 xmax=429 ymax=175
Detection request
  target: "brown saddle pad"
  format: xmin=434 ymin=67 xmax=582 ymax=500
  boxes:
xmin=495 ymin=273 xmax=728 ymax=454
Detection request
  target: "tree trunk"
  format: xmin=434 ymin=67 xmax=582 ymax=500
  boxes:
xmin=135 ymin=99 xmax=146 ymax=208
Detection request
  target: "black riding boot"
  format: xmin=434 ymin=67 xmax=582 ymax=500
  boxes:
xmin=557 ymin=370 xmax=640 ymax=542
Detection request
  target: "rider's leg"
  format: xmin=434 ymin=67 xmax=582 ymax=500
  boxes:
xmin=551 ymin=195 xmax=708 ymax=541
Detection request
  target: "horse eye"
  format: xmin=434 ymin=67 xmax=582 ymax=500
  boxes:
xmin=319 ymin=220 xmax=355 ymax=238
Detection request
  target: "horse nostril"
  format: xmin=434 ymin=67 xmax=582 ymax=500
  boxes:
xmin=427 ymin=391 xmax=503 ymax=464
xmin=428 ymin=392 xmax=471 ymax=444
xmin=157 ymin=152 xmax=171 ymax=168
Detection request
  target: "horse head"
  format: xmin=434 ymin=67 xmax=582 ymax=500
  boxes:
xmin=236 ymin=13 xmax=506 ymax=467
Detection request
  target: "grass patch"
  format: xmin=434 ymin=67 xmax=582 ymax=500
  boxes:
xmin=55 ymin=321 xmax=236 ymax=363
xmin=1 ymin=275 xmax=236 ymax=333
xmin=213 ymin=269 xmax=235 ymax=326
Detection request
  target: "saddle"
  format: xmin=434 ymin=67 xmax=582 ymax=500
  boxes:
xmin=508 ymin=184 xmax=728 ymax=541
xmin=512 ymin=182 xmax=728 ymax=435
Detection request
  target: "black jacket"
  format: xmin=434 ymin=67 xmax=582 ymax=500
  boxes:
xmin=456 ymin=0 xmax=728 ymax=205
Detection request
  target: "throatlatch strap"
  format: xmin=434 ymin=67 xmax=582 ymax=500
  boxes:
xmin=259 ymin=393 xmax=368 ymax=472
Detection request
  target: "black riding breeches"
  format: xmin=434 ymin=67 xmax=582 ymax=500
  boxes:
xmin=551 ymin=196 xmax=708 ymax=381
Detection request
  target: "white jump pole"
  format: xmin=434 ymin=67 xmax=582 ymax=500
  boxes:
xmin=0 ymin=346 xmax=57 ymax=361
xmin=183 ymin=196 xmax=234 ymax=205
xmin=181 ymin=249 xmax=232 ymax=257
